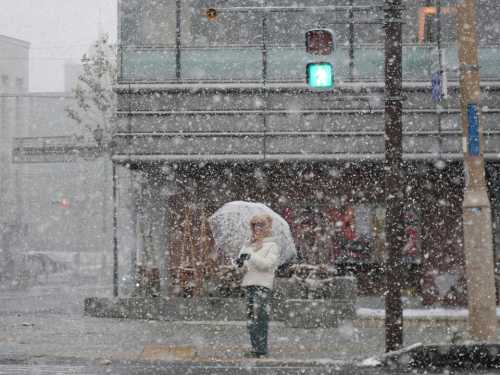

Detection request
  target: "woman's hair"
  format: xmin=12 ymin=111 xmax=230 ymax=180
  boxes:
xmin=249 ymin=214 xmax=273 ymax=238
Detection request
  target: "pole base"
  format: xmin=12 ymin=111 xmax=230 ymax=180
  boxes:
xmin=384 ymin=343 xmax=500 ymax=369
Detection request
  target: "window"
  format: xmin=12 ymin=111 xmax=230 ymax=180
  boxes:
xmin=1 ymin=75 xmax=9 ymax=90
xmin=16 ymin=78 xmax=24 ymax=92
xmin=120 ymin=0 xmax=176 ymax=46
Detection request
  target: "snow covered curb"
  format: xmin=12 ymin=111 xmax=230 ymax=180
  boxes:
xmin=357 ymin=307 xmax=500 ymax=320
xmin=358 ymin=343 xmax=423 ymax=367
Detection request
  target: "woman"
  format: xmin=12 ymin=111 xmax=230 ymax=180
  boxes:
xmin=236 ymin=213 xmax=280 ymax=358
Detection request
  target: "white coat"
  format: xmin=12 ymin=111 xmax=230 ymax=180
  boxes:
xmin=239 ymin=238 xmax=280 ymax=290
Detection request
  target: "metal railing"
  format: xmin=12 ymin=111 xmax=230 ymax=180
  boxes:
xmin=12 ymin=136 xmax=100 ymax=159
xmin=13 ymin=136 xmax=90 ymax=150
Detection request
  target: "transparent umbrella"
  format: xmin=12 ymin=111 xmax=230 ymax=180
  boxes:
xmin=208 ymin=201 xmax=297 ymax=266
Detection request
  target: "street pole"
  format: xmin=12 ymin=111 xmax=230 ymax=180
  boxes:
xmin=384 ymin=0 xmax=404 ymax=352
xmin=457 ymin=0 xmax=496 ymax=341
xmin=112 ymin=162 xmax=119 ymax=297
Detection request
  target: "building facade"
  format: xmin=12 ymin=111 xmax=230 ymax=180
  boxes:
xmin=3 ymin=93 xmax=113 ymax=275
xmin=0 ymin=35 xmax=30 ymax=254
xmin=0 ymin=32 xmax=113 ymax=281
xmin=112 ymin=0 xmax=500 ymax=299
xmin=0 ymin=34 xmax=29 ymax=94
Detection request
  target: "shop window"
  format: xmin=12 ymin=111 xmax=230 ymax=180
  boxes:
xmin=282 ymin=204 xmax=421 ymax=266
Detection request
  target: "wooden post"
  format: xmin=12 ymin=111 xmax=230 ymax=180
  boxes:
xmin=457 ymin=0 xmax=497 ymax=341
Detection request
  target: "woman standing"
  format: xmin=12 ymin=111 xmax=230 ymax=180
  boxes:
xmin=236 ymin=214 xmax=280 ymax=358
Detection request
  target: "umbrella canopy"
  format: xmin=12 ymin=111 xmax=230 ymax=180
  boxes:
xmin=208 ymin=201 xmax=297 ymax=266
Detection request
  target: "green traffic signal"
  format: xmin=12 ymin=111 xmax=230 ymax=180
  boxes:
xmin=306 ymin=62 xmax=333 ymax=89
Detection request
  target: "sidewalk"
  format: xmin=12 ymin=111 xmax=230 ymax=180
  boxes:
xmin=0 ymin=307 xmax=490 ymax=366
xmin=1 ymin=279 xmax=499 ymax=367
xmin=0 ymin=313 xmax=372 ymax=364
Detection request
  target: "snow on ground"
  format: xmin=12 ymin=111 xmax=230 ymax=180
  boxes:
xmin=358 ymin=356 xmax=382 ymax=367
xmin=357 ymin=307 xmax=500 ymax=318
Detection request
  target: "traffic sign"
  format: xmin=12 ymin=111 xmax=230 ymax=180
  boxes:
xmin=431 ymin=71 xmax=442 ymax=102
xmin=467 ymin=103 xmax=480 ymax=156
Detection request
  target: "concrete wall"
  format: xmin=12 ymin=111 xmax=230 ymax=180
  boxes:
xmin=112 ymin=84 xmax=500 ymax=162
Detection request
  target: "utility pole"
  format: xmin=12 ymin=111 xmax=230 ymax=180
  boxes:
xmin=457 ymin=0 xmax=497 ymax=341
xmin=384 ymin=0 xmax=404 ymax=352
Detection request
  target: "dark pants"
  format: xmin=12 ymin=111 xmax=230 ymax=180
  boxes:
xmin=245 ymin=286 xmax=271 ymax=355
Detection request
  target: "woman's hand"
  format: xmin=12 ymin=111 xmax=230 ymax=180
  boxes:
xmin=235 ymin=253 xmax=250 ymax=267
xmin=240 ymin=263 xmax=249 ymax=273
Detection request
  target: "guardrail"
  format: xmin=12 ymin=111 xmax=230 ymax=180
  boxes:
xmin=109 ymin=129 xmax=500 ymax=162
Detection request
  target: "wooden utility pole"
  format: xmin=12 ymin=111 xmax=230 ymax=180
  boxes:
xmin=384 ymin=0 xmax=405 ymax=352
xmin=457 ymin=0 xmax=497 ymax=341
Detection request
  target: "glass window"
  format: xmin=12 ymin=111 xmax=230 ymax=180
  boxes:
xmin=280 ymin=203 xmax=421 ymax=265
xmin=353 ymin=47 xmax=384 ymax=80
xmin=182 ymin=0 xmax=262 ymax=47
xmin=181 ymin=48 xmax=262 ymax=81
xmin=120 ymin=48 xmax=177 ymax=81
xmin=267 ymin=47 xmax=336 ymax=81
xmin=120 ymin=0 xmax=176 ymax=46
xmin=476 ymin=1 xmax=500 ymax=44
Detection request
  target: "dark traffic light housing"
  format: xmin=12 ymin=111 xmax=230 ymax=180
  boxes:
xmin=305 ymin=29 xmax=334 ymax=89
xmin=306 ymin=29 xmax=334 ymax=55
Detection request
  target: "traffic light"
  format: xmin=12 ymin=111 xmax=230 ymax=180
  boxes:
xmin=51 ymin=197 xmax=70 ymax=208
xmin=60 ymin=198 xmax=70 ymax=208
xmin=306 ymin=63 xmax=333 ymax=89
xmin=305 ymin=29 xmax=334 ymax=89
xmin=306 ymin=29 xmax=333 ymax=55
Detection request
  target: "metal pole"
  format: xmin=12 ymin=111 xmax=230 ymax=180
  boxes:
xmin=348 ymin=0 xmax=355 ymax=80
xmin=175 ymin=0 xmax=181 ymax=81
xmin=261 ymin=5 xmax=267 ymax=84
xmin=457 ymin=0 xmax=497 ymax=341
xmin=436 ymin=0 xmax=443 ymax=94
xmin=102 ymin=156 xmax=108 ymax=237
xmin=384 ymin=0 xmax=404 ymax=352
xmin=112 ymin=162 xmax=119 ymax=297
xmin=436 ymin=0 xmax=443 ymax=157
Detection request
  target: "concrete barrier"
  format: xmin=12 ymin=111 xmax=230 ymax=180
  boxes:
xmin=84 ymin=276 xmax=357 ymax=327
